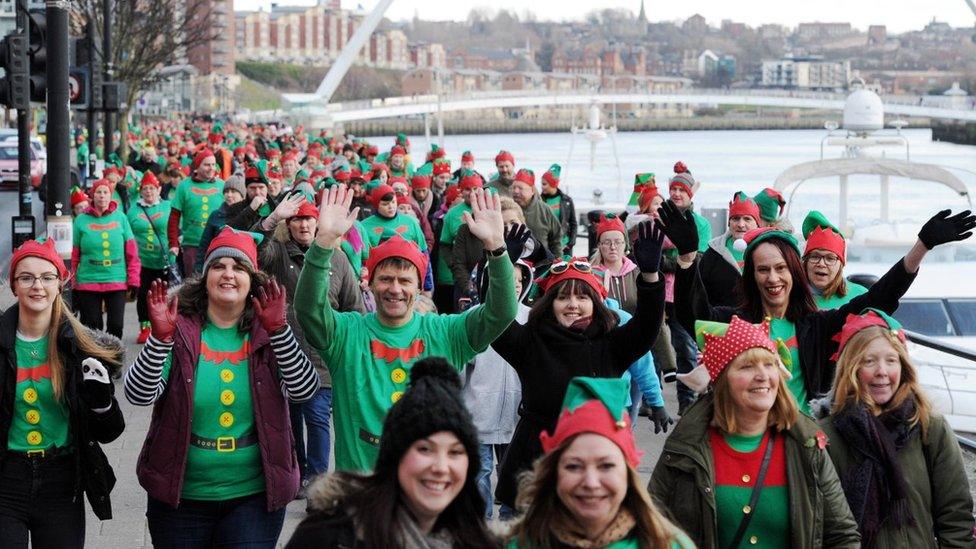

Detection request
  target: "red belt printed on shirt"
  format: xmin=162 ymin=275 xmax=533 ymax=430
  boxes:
xmin=200 ymin=341 xmax=251 ymax=365
xmin=370 ymin=339 xmax=425 ymax=364
xmin=189 ymin=186 xmax=219 ymax=196
xmin=88 ymin=221 xmax=120 ymax=231
xmin=17 ymin=363 xmax=51 ymax=383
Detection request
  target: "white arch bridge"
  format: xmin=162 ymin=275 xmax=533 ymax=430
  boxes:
xmin=267 ymin=88 xmax=976 ymax=126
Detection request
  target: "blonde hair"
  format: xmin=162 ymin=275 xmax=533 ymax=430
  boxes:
xmin=831 ymin=326 xmax=932 ymax=437
xmin=805 ymin=255 xmax=849 ymax=300
xmin=711 ymin=347 xmax=799 ymax=434
xmin=499 ymin=196 xmax=525 ymax=223
xmin=510 ymin=435 xmax=683 ymax=549
xmin=47 ymin=294 xmax=120 ymax=401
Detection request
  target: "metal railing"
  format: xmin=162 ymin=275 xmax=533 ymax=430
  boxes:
xmin=905 ymin=329 xmax=976 ymax=454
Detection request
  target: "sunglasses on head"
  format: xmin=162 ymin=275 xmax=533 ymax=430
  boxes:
xmin=549 ymin=258 xmax=593 ymax=275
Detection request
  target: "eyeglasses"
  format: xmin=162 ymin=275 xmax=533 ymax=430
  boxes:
xmin=806 ymin=253 xmax=839 ymax=266
xmin=550 ymin=259 xmax=593 ymax=275
xmin=600 ymin=239 xmax=626 ymax=249
xmin=14 ymin=273 xmax=60 ymax=288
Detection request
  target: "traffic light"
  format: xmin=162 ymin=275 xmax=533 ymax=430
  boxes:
xmin=0 ymin=32 xmax=29 ymax=109
xmin=27 ymin=9 xmax=46 ymax=103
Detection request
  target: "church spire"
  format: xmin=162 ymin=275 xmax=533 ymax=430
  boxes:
xmin=638 ymin=0 xmax=648 ymax=24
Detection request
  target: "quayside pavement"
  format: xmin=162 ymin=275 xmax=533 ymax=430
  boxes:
xmin=0 ymin=287 xmax=674 ymax=548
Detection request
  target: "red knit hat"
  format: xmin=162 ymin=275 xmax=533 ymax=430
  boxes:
xmin=495 ymin=150 xmax=514 ymax=165
xmin=411 ymin=174 xmax=431 ymax=190
xmin=540 ymin=377 xmax=641 ymax=468
xmin=432 ymin=161 xmax=452 ymax=176
xmin=91 ymin=178 xmax=113 ymax=194
xmin=513 ymin=168 xmax=535 ymax=187
xmin=390 ymin=145 xmax=406 ymax=157
xmin=140 ymin=171 xmax=160 ymax=189
xmin=203 ymin=226 xmax=261 ymax=272
xmin=366 ymin=144 xmax=379 ymax=156
xmin=458 ymin=172 xmax=484 ymax=191
xmin=10 ymin=239 xmax=68 ymax=290
xmin=290 ymin=201 xmax=319 ymax=220
xmin=669 ymin=161 xmax=698 ymax=197
xmin=461 ymin=150 xmax=474 ymax=163
xmin=595 ymin=214 xmax=626 ymax=240
xmin=370 ymin=184 xmax=396 ymax=208
xmin=541 ymin=164 xmax=561 ymax=188
xmin=70 ymin=187 xmax=89 ymax=207
xmin=102 ymin=166 xmax=123 ymax=180
xmin=536 ymin=257 xmax=607 ymax=299
xmin=728 ymin=192 xmax=760 ymax=222
xmin=192 ymin=148 xmax=215 ymax=170
xmin=365 ymin=235 xmax=428 ymax=282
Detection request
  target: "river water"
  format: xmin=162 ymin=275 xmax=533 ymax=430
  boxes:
xmin=395 ymin=128 xmax=976 ymax=229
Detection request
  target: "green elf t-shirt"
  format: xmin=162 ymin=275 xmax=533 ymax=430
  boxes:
xmin=435 ymin=202 xmax=472 ymax=285
xmin=360 ymin=213 xmax=428 ymax=251
xmin=543 ymin=194 xmax=569 ymax=249
xmin=160 ymin=322 xmax=265 ymax=500
xmin=8 ymin=334 xmax=71 ymax=452
xmin=171 ymin=177 xmax=225 ymax=247
xmin=127 ymin=200 xmax=173 ymax=270
xmin=73 ymin=206 xmax=135 ymax=285
xmin=814 ymin=281 xmax=868 ymax=310
xmin=770 ymin=318 xmax=808 ymax=414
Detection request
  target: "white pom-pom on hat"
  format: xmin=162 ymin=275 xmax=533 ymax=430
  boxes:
xmin=733 ymin=238 xmax=748 ymax=252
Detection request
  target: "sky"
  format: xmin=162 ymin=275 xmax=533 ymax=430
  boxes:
xmin=233 ymin=0 xmax=976 ymax=34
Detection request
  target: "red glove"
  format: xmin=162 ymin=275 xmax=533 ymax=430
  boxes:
xmin=147 ymin=280 xmax=178 ymax=342
xmin=252 ymin=278 xmax=287 ymax=334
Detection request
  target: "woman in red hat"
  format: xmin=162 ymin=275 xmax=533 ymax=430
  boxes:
xmin=123 ymin=227 xmax=318 ymax=547
xmin=659 ymin=202 xmax=975 ymax=415
xmin=650 ymin=317 xmax=860 ymax=548
xmin=0 ymin=239 xmax=125 ymax=547
xmin=126 ymin=171 xmax=174 ymax=344
xmin=490 ymin=220 xmax=667 ymax=518
xmin=71 ymin=178 xmax=141 ymax=340
xmin=800 ymin=211 xmax=868 ymax=310
xmin=509 ymin=377 xmax=690 ymax=548
xmin=815 ymin=309 xmax=974 ymax=547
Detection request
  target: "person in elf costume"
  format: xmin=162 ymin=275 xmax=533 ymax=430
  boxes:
xmin=814 ymin=309 xmax=975 ymax=547
xmin=508 ymin=377 xmax=692 ymax=549
xmin=801 ymin=211 xmax=868 ymax=310
xmin=71 ymin=178 xmax=140 ymax=340
xmin=754 ymin=187 xmax=790 ymax=232
xmin=123 ymin=227 xmax=319 ymax=546
xmin=658 ymin=203 xmax=976 ymax=415
xmin=126 ymin=171 xmax=174 ymax=344
xmin=0 ymin=239 xmax=125 ymax=548
xmin=650 ymin=316 xmax=860 ymax=548
xmin=435 ymin=171 xmax=485 ymax=313
xmin=511 ymin=168 xmax=563 ymax=261
xmin=697 ymin=192 xmax=763 ymax=309
xmin=204 ymin=128 xmax=233 ymax=181
xmin=70 ymin=185 xmax=90 ymax=217
xmin=409 ymin=173 xmax=440 ymax=228
xmin=385 ymin=145 xmax=413 ymax=179
xmin=194 ymin=174 xmax=248 ymax=273
xmin=167 ymin=148 xmax=225 ymax=276
xmin=540 ymin=164 xmax=578 ymax=256
xmin=360 ymin=184 xmax=433 ymax=293
xmin=294 ymin=185 xmax=517 ymax=472
xmin=453 ymin=149 xmax=475 ymax=179
xmin=489 ymin=150 xmax=517 ymax=198
xmin=430 ymin=159 xmax=453 ymax=199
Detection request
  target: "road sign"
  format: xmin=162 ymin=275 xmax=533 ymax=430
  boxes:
xmin=69 ymin=67 xmax=89 ymax=109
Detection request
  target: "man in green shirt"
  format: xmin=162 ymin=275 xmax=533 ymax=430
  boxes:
xmin=167 ymin=149 xmax=224 ymax=275
xmin=295 ymin=185 xmax=517 ymax=471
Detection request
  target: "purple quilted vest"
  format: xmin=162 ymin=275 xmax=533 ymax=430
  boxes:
xmin=135 ymin=314 xmax=299 ymax=511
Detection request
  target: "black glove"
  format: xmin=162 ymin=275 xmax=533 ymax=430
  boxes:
xmin=504 ymin=223 xmax=531 ymax=263
xmin=632 ymin=220 xmax=665 ymax=274
xmin=656 ymin=200 xmax=699 ymax=255
xmin=650 ymin=405 xmax=674 ymax=434
xmin=81 ymin=358 xmax=113 ymax=410
xmin=918 ymin=209 xmax=976 ymax=250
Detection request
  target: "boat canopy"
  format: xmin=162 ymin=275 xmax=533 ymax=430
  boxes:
xmin=773 ymin=157 xmax=970 ymax=198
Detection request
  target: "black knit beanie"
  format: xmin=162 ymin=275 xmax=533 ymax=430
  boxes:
xmin=375 ymin=357 xmax=481 ymax=480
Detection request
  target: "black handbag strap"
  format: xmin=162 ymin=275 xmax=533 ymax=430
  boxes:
xmin=728 ymin=429 xmax=777 ymax=549
xmin=138 ymin=202 xmax=170 ymax=263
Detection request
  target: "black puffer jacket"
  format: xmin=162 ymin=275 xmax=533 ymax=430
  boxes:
xmin=697 ymin=232 xmax=743 ymax=308
xmin=0 ymin=306 xmax=125 ymax=520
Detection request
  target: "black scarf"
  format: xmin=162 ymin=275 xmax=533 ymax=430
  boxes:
xmin=831 ymin=396 xmax=919 ymax=548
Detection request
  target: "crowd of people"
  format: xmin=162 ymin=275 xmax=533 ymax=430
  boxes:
xmin=2 ymin=118 xmax=975 ymax=548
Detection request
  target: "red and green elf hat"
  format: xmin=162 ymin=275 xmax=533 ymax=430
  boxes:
xmin=540 ymin=377 xmax=642 ymax=467
xmin=541 ymin=164 xmax=561 ymax=187
xmin=830 ymin=308 xmax=906 ymax=361
xmin=432 ymin=159 xmax=452 ymax=176
xmin=733 ymin=226 xmax=801 ymax=257
xmin=595 ymin=213 xmax=626 ymax=240
xmin=534 ymin=257 xmax=607 ymax=299
xmin=802 ymin=210 xmax=846 ymax=264
xmin=728 ymin=191 xmax=761 ymax=223
xmin=678 ymin=316 xmax=790 ymax=393
xmin=627 ymin=172 xmax=658 ymax=212
xmin=461 ymin=150 xmax=474 ymax=163
xmin=514 ymin=168 xmax=535 ymax=187
xmin=753 ymin=188 xmax=786 ymax=223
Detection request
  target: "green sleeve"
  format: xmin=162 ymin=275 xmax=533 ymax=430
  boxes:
xmin=171 ymin=182 xmax=184 ymax=212
xmin=294 ymin=243 xmax=338 ymax=352
xmin=463 ymin=254 xmax=517 ymax=351
xmin=410 ymin=217 xmax=427 ymax=251
xmin=695 ymin=213 xmax=712 ymax=253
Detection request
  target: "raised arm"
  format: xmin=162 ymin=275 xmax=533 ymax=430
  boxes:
xmin=461 ymin=188 xmax=517 ymax=351
xmin=252 ymin=279 xmax=320 ymax=403
xmin=123 ymin=280 xmax=177 ymax=406
xmin=608 ymin=220 xmax=666 ymax=370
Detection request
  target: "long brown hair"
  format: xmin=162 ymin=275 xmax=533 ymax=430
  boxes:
xmin=43 ymin=294 xmax=120 ymax=401
xmin=710 ymin=348 xmax=800 ymax=434
xmin=739 ymin=239 xmax=817 ymax=323
xmin=527 ymin=279 xmax=619 ymax=333
xmin=177 ymin=258 xmax=269 ymax=333
xmin=511 ymin=434 xmax=683 ymax=549
xmin=831 ymin=326 xmax=933 ymax=437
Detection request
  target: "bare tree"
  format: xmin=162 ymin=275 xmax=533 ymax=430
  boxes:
xmin=71 ymin=0 xmax=219 ymax=158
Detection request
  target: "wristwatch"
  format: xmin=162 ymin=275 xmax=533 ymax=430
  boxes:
xmin=487 ymin=245 xmax=507 ymax=258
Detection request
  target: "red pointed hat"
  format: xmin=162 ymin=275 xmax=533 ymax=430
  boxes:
xmin=638 ymin=184 xmax=660 ymax=212
xmin=830 ymin=308 xmax=906 ymax=361
xmin=728 ymin=191 xmax=760 ymax=222
xmin=595 ymin=214 xmax=626 ymax=240
xmin=461 ymin=150 xmax=474 ymax=162
xmin=369 ymin=184 xmax=396 ymax=207
xmin=699 ymin=316 xmax=777 ymax=383
xmin=365 ymin=235 xmax=428 ymax=282
xmin=410 ymin=174 xmax=431 ymax=190
xmin=536 ymin=257 xmax=607 ymax=299
xmin=390 ymin=145 xmax=406 ymax=157
xmin=495 ymin=150 xmax=514 ymax=165
xmin=514 ymin=168 xmax=535 ymax=187
xmin=432 ymin=160 xmax=452 ymax=176
xmin=191 ymin=148 xmax=215 ymax=170
xmin=802 ymin=211 xmax=846 ymax=264
xmin=10 ymin=239 xmax=68 ymax=290
xmin=459 ymin=171 xmax=484 ymax=191
xmin=70 ymin=187 xmax=89 ymax=207
xmin=140 ymin=171 xmax=160 ymax=189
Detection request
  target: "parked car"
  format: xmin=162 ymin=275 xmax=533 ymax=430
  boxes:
xmin=0 ymin=142 xmax=44 ymax=189
xmin=1 ymin=134 xmax=47 ymax=164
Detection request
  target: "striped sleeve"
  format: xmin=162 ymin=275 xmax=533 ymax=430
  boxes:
xmin=269 ymin=326 xmax=319 ymax=403
xmin=123 ymin=336 xmax=173 ymax=406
